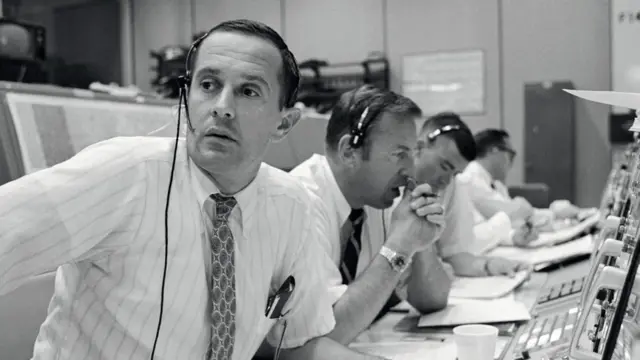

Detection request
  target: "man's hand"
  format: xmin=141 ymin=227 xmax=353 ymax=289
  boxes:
xmin=511 ymin=224 xmax=539 ymax=247
xmin=484 ymin=256 xmax=531 ymax=277
xmin=387 ymin=183 xmax=445 ymax=256
xmin=550 ymin=199 xmax=580 ymax=219
xmin=509 ymin=196 xmax=534 ymax=221
xmin=510 ymin=196 xmax=534 ymax=221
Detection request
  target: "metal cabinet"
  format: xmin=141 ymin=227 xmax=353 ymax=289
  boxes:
xmin=524 ymin=81 xmax=576 ymax=203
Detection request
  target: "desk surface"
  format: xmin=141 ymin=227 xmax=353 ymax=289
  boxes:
xmin=353 ymin=259 xmax=591 ymax=359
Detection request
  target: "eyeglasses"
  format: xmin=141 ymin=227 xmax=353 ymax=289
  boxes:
xmin=495 ymin=144 xmax=517 ymax=160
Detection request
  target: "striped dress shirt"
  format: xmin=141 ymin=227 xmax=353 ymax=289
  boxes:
xmin=0 ymin=136 xmax=335 ymax=360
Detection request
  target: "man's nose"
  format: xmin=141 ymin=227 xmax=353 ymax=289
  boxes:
xmin=212 ymin=87 xmax=236 ymax=120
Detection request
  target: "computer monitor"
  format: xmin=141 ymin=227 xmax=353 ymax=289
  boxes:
xmin=0 ymin=18 xmax=46 ymax=62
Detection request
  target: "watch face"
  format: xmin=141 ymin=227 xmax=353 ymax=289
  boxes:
xmin=394 ymin=257 xmax=406 ymax=268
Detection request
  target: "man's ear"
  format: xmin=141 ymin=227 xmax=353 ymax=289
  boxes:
xmin=336 ymin=134 xmax=362 ymax=167
xmin=271 ymin=108 xmax=301 ymax=142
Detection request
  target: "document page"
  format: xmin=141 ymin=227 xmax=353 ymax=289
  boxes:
xmin=489 ymin=235 xmax=593 ymax=265
xmin=417 ymin=296 xmax=531 ymax=328
xmin=350 ymin=340 xmax=457 ymax=360
xmin=526 ymin=213 xmax=599 ymax=248
xmin=449 ymin=270 xmax=530 ymax=299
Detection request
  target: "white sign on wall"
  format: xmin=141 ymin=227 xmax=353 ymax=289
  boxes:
xmin=612 ymin=0 xmax=640 ymax=113
xmin=402 ymin=50 xmax=485 ymax=116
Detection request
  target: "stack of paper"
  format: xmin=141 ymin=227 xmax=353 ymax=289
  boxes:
xmin=417 ymin=295 xmax=531 ymax=328
xmin=526 ymin=213 xmax=599 ymax=248
xmin=449 ymin=270 xmax=530 ymax=299
xmin=352 ymin=336 xmax=510 ymax=360
xmin=350 ymin=340 xmax=457 ymax=360
xmin=489 ymin=235 xmax=593 ymax=266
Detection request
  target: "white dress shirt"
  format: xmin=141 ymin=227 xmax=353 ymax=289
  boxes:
xmin=0 ymin=137 xmax=335 ymax=360
xmin=460 ymin=161 xmax=519 ymax=250
xmin=290 ymin=154 xmax=390 ymax=303
xmin=462 ymin=160 xmax=557 ymax=239
xmin=461 ymin=161 xmax=511 ymax=208
xmin=290 ymin=154 xmax=470 ymax=303
xmin=431 ymin=177 xmax=477 ymax=259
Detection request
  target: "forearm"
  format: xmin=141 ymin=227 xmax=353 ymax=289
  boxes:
xmin=406 ymin=248 xmax=452 ymax=313
xmin=444 ymin=252 xmax=487 ymax=277
xmin=476 ymin=198 xmax=520 ymax=221
xmin=280 ymin=337 xmax=386 ymax=360
xmin=328 ymin=254 xmax=404 ymax=345
xmin=0 ymin=142 xmax=145 ymax=295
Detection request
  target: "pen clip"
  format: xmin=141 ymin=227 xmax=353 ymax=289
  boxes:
xmin=265 ymin=276 xmax=296 ymax=319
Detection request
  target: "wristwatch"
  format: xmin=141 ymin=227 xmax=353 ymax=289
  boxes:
xmin=379 ymin=246 xmax=412 ymax=273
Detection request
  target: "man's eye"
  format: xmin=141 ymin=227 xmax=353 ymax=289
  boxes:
xmin=242 ymin=87 xmax=260 ymax=97
xmin=200 ymin=80 xmax=216 ymax=91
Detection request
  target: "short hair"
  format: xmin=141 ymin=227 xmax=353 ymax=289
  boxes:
xmin=325 ymin=85 xmax=422 ymax=156
xmin=474 ymin=129 xmax=511 ymax=158
xmin=188 ymin=19 xmax=299 ymax=109
xmin=420 ymin=112 xmax=476 ymax=161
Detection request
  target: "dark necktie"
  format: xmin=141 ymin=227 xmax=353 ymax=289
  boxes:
xmin=206 ymin=193 xmax=237 ymax=360
xmin=340 ymin=209 xmax=365 ymax=284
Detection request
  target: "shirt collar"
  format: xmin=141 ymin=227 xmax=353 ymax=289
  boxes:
xmin=316 ymin=155 xmax=353 ymax=225
xmin=189 ymin=158 xmax=261 ymax=235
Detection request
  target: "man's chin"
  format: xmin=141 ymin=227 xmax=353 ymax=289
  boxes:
xmin=192 ymin=150 xmax=238 ymax=172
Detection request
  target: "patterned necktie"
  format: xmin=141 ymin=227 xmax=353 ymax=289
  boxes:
xmin=206 ymin=193 xmax=237 ymax=360
xmin=340 ymin=209 xmax=365 ymax=284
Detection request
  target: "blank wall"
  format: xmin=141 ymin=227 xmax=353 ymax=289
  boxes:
xmin=501 ymin=0 xmax=611 ymax=206
xmin=129 ymin=0 xmax=611 ymax=206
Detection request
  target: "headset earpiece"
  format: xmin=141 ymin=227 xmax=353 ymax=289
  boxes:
xmin=177 ymin=75 xmax=190 ymax=92
xmin=349 ymin=106 xmax=369 ymax=148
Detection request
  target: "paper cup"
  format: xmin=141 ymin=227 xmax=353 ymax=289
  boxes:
xmin=453 ymin=324 xmax=499 ymax=360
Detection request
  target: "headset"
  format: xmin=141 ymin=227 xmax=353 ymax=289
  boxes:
xmin=149 ymin=31 xmax=208 ymax=360
xmin=425 ymin=124 xmax=461 ymax=141
xmin=347 ymin=86 xmax=380 ymax=149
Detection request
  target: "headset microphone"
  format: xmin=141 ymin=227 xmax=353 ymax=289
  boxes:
xmin=177 ymin=75 xmax=195 ymax=132
xmin=150 ymin=70 xmax=189 ymax=360
xmin=150 ymin=30 xmax=208 ymax=360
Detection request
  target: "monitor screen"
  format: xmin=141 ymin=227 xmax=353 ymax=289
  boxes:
xmin=0 ymin=22 xmax=33 ymax=60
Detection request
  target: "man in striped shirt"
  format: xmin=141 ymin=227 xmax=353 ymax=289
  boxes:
xmin=0 ymin=19 xmax=382 ymax=360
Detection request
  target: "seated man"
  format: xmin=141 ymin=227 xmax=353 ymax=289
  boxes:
xmin=457 ymin=177 xmax=517 ymax=254
xmin=408 ymin=112 xmax=531 ymax=277
xmin=462 ymin=129 xmax=583 ymax=246
xmin=290 ymin=85 xmax=449 ymax=345
xmin=453 ymin=175 xmax=538 ymax=252
xmin=0 ymin=19 xmax=373 ymax=360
